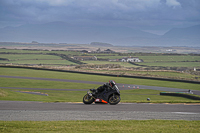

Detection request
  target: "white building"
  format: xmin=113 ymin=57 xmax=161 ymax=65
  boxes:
xmin=120 ymin=57 xmax=142 ymax=62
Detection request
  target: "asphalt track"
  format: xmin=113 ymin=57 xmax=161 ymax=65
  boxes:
xmin=0 ymin=101 xmax=200 ymax=121
xmin=0 ymin=75 xmax=200 ymax=121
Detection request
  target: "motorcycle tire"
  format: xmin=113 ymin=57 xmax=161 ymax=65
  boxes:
xmin=83 ymin=94 xmax=95 ymax=104
xmin=108 ymin=94 xmax=121 ymax=105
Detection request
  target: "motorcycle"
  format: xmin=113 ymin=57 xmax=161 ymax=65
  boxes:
xmin=83 ymin=82 xmax=120 ymax=105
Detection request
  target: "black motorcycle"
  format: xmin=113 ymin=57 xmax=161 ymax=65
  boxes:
xmin=83 ymin=81 xmax=120 ymax=105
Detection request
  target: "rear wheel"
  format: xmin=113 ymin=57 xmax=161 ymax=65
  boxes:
xmin=83 ymin=94 xmax=95 ymax=104
xmin=108 ymin=94 xmax=120 ymax=105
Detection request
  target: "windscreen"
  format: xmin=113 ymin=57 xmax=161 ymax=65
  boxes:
xmin=114 ymin=85 xmax=120 ymax=94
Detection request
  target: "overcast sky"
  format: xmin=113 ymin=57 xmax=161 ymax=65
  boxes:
xmin=0 ymin=0 xmax=200 ymax=35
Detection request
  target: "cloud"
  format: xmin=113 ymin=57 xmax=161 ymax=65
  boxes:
xmin=166 ymin=0 xmax=181 ymax=7
xmin=0 ymin=0 xmax=199 ymax=29
xmin=34 ymin=0 xmax=74 ymax=6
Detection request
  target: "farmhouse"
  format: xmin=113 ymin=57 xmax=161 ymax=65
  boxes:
xmin=103 ymin=49 xmax=115 ymax=53
xmin=73 ymin=56 xmax=97 ymax=61
xmin=92 ymin=48 xmax=115 ymax=53
xmin=80 ymin=50 xmax=90 ymax=53
xmin=120 ymin=57 xmax=143 ymax=62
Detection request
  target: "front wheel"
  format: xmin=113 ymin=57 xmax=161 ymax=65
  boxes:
xmin=108 ymin=94 xmax=120 ymax=105
xmin=83 ymin=94 xmax=95 ymax=104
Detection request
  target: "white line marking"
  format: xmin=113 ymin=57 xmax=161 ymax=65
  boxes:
xmin=172 ymin=112 xmax=199 ymax=114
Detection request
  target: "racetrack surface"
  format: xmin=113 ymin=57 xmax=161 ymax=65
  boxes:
xmin=1 ymin=75 xmax=200 ymax=121
xmin=0 ymin=101 xmax=200 ymax=121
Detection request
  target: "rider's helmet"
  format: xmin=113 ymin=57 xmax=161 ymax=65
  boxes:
xmin=109 ymin=80 xmax=116 ymax=87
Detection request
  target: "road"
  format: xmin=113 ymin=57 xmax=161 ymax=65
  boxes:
xmin=0 ymin=101 xmax=200 ymax=121
xmin=0 ymin=75 xmax=200 ymax=121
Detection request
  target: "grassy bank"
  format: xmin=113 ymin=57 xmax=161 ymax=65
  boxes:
xmin=0 ymin=67 xmax=200 ymax=90
xmin=1 ymin=88 xmax=199 ymax=103
xmin=0 ymin=120 xmax=200 ymax=133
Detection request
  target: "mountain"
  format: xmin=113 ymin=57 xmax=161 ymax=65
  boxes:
xmin=0 ymin=21 xmax=159 ymax=45
xmin=0 ymin=22 xmax=199 ymax=46
xmin=163 ymin=25 xmax=200 ymax=39
xmin=158 ymin=25 xmax=200 ymax=46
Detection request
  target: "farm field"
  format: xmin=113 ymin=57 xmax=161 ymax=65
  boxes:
xmin=96 ymin=55 xmax=200 ymax=62
xmin=0 ymin=48 xmax=80 ymax=55
xmin=0 ymin=48 xmax=200 ymax=81
xmin=82 ymin=60 xmax=136 ymax=67
xmin=0 ymin=53 xmax=77 ymax=65
xmin=93 ymin=55 xmax=200 ymax=68
xmin=80 ymin=69 xmax=198 ymax=80
xmin=133 ymin=55 xmax=200 ymax=62
xmin=1 ymin=48 xmax=200 ymax=67
xmin=137 ymin=61 xmax=200 ymax=67
xmin=0 ymin=59 xmax=76 ymax=65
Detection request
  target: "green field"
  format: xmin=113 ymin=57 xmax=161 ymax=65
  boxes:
xmin=0 ymin=53 xmax=77 ymax=65
xmin=0 ymin=48 xmax=79 ymax=55
xmin=0 ymin=59 xmax=76 ymax=65
xmin=0 ymin=67 xmax=200 ymax=103
xmin=136 ymin=55 xmax=200 ymax=62
xmin=1 ymin=87 xmax=197 ymax=103
xmin=96 ymin=55 xmax=200 ymax=62
xmin=1 ymin=67 xmax=200 ymax=90
xmin=1 ymin=120 xmax=200 ymax=133
xmin=1 ymin=48 xmax=200 ymax=68
xmin=0 ymin=54 xmax=61 ymax=60
xmin=80 ymin=69 xmax=199 ymax=81
xmin=82 ymin=60 xmax=136 ymax=67
xmin=1 ymin=48 xmax=200 ymax=82
xmin=82 ymin=54 xmax=200 ymax=68
xmin=138 ymin=61 xmax=200 ymax=67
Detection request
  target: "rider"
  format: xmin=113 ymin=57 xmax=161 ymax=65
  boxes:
xmin=92 ymin=80 xmax=116 ymax=94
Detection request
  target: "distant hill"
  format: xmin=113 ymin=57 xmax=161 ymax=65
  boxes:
xmin=0 ymin=21 xmax=199 ymax=47
xmin=163 ymin=25 xmax=200 ymax=39
xmin=90 ymin=42 xmax=113 ymax=47
xmin=158 ymin=25 xmax=200 ymax=46
xmin=118 ymin=24 xmax=200 ymax=46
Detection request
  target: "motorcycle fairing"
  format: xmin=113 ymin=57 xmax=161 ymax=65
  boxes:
xmin=95 ymin=98 xmax=108 ymax=104
xmin=95 ymin=89 xmax=114 ymax=103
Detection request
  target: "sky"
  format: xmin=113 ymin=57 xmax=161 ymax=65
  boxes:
xmin=0 ymin=0 xmax=200 ymax=35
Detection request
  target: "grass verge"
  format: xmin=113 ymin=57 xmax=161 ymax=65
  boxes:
xmin=0 ymin=67 xmax=200 ymax=91
xmin=1 ymin=88 xmax=200 ymax=103
xmin=0 ymin=120 xmax=200 ymax=133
